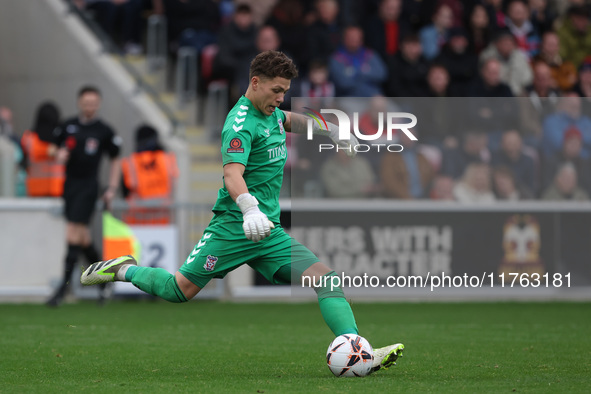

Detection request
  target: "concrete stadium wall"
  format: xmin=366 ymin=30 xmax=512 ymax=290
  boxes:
xmin=0 ymin=0 xmax=172 ymax=159
xmin=0 ymin=199 xmax=65 ymax=300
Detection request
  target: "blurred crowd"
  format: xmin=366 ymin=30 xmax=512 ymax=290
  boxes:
xmin=3 ymin=0 xmax=589 ymax=202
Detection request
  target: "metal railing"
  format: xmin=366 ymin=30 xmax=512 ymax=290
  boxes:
xmin=205 ymin=81 xmax=229 ymax=141
xmin=175 ymin=47 xmax=198 ymax=107
xmin=63 ymin=1 xmax=182 ymax=134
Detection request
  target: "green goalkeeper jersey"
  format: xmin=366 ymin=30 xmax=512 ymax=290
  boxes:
xmin=211 ymin=95 xmax=287 ymax=226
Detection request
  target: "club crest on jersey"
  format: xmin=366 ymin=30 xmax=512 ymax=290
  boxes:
xmin=204 ymin=255 xmax=218 ymax=271
xmin=85 ymin=137 xmax=99 ymax=155
xmin=227 ymin=138 xmax=244 ymax=153
xmin=278 ymin=118 xmax=284 ymax=134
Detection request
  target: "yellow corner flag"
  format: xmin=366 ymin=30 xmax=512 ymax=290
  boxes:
xmin=102 ymin=211 xmax=141 ymax=262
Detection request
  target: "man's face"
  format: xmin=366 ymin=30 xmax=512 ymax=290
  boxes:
xmin=541 ymin=33 xmax=559 ymax=57
xmin=343 ymin=27 xmax=363 ymax=52
xmin=78 ymin=92 xmax=101 ymax=120
xmin=564 ymin=136 xmax=582 ymax=158
xmin=234 ymin=11 xmax=253 ymax=30
xmin=450 ymin=35 xmax=468 ymax=53
xmin=580 ymin=69 xmax=591 ymax=85
xmin=427 ymin=67 xmax=449 ymax=93
xmin=507 ymin=1 xmax=528 ymax=27
xmin=252 ymin=76 xmax=291 ymax=116
xmin=571 ymin=14 xmax=589 ymax=33
xmin=496 ymin=36 xmax=515 ymax=58
xmin=560 ymin=94 xmax=582 ymax=118
xmin=380 ymin=0 xmax=401 ymax=21
xmin=257 ymin=27 xmax=280 ymax=52
xmin=434 ymin=5 xmax=453 ymax=29
xmin=494 ymin=172 xmax=515 ymax=196
xmin=533 ymin=63 xmax=553 ymax=92
xmin=482 ymin=60 xmax=501 ymax=87
xmin=501 ymin=131 xmax=522 ymax=159
xmin=401 ymin=40 xmax=422 ymax=61
xmin=557 ymin=167 xmax=577 ymax=194
xmin=317 ymin=0 xmax=339 ymax=24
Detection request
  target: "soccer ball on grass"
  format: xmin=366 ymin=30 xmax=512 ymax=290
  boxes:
xmin=326 ymin=334 xmax=374 ymax=377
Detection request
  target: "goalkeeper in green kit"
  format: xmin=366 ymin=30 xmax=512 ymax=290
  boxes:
xmin=81 ymin=50 xmax=403 ymax=373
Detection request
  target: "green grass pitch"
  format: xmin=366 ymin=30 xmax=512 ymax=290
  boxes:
xmin=1 ymin=301 xmax=589 ymax=393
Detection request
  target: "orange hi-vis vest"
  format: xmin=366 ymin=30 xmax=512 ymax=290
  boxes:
xmin=121 ymin=151 xmax=178 ymax=224
xmin=21 ymin=130 xmax=65 ymax=197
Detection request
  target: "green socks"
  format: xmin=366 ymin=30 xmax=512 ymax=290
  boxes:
xmin=314 ymin=271 xmax=359 ymax=336
xmin=124 ymin=266 xmax=188 ymax=303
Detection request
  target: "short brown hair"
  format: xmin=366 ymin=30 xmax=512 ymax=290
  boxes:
xmin=249 ymin=50 xmax=298 ymax=80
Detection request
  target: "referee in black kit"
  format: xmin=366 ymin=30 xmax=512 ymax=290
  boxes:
xmin=46 ymin=86 xmax=122 ymax=307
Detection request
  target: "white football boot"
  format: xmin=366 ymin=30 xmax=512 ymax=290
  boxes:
xmin=370 ymin=343 xmax=404 ymax=373
xmin=81 ymin=255 xmax=137 ymax=285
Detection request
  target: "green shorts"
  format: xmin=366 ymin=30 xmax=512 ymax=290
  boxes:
xmin=178 ymin=222 xmax=319 ymax=289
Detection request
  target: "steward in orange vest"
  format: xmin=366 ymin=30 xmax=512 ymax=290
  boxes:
xmin=21 ymin=103 xmax=64 ymax=197
xmin=121 ymin=125 xmax=178 ymax=224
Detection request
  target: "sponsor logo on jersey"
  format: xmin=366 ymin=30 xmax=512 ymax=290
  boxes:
xmin=227 ymin=137 xmax=244 ymax=153
xmin=267 ymin=142 xmax=287 ymax=162
xmin=85 ymin=137 xmax=99 ymax=155
xmin=203 ymin=255 xmax=218 ymax=272
xmin=264 ymin=129 xmax=270 ymax=137
xmin=278 ymin=118 xmax=284 ymax=134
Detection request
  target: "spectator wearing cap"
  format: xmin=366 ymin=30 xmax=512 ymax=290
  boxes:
xmin=419 ymin=3 xmax=454 ymax=61
xmin=542 ymin=125 xmax=591 ymax=196
xmin=542 ymin=92 xmax=591 ymax=159
xmin=541 ymin=162 xmax=589 ymax=201
xmin=330 ymin=26 xmax=388 ymax=97
xmin=504 ymin=0 xmax=540 ymax=58
xmin=480 ymin=27 xmax=533 ymax=95
xmin=435 ymin=27 xmax=479 ymax=95
xmin=556 ymin=5 xmax=591 ymax=69
xmin=533 ymin=31 xmax=577 ymax=91
xmin=573 ymin=56 xmax=591 ymax=116
xmin=385 ymin=33 xmax=430 ymax=97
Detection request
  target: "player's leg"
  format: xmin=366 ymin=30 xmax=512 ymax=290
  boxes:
xmin=81 ymin=255 xmax=193 ymax=303
xmin=82 ymin=226 xmax=251 ymax=303
xmin=78 ymin=224 xmax=110 ymax=305
xmin=47 ymin=221 xmax=84 ymax=306
xmin=253 ymin=233 xmax=359 ymax=336
xmin=269 ymin=237 xmax=403 ymax=372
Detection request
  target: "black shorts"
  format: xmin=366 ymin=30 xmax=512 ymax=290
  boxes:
xmin=63 ymin=177 xmax=99 ymax=224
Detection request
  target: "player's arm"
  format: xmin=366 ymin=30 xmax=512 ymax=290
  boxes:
xmin=224 ymin=162 xmax=275 ymax=242
xmin=103 ymin=157 xmax=121 ymax=209
xmin=283 ymin=111 xmax=359 ymax=157
xmin=103 ymin=132 xmax=123 ymax=209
